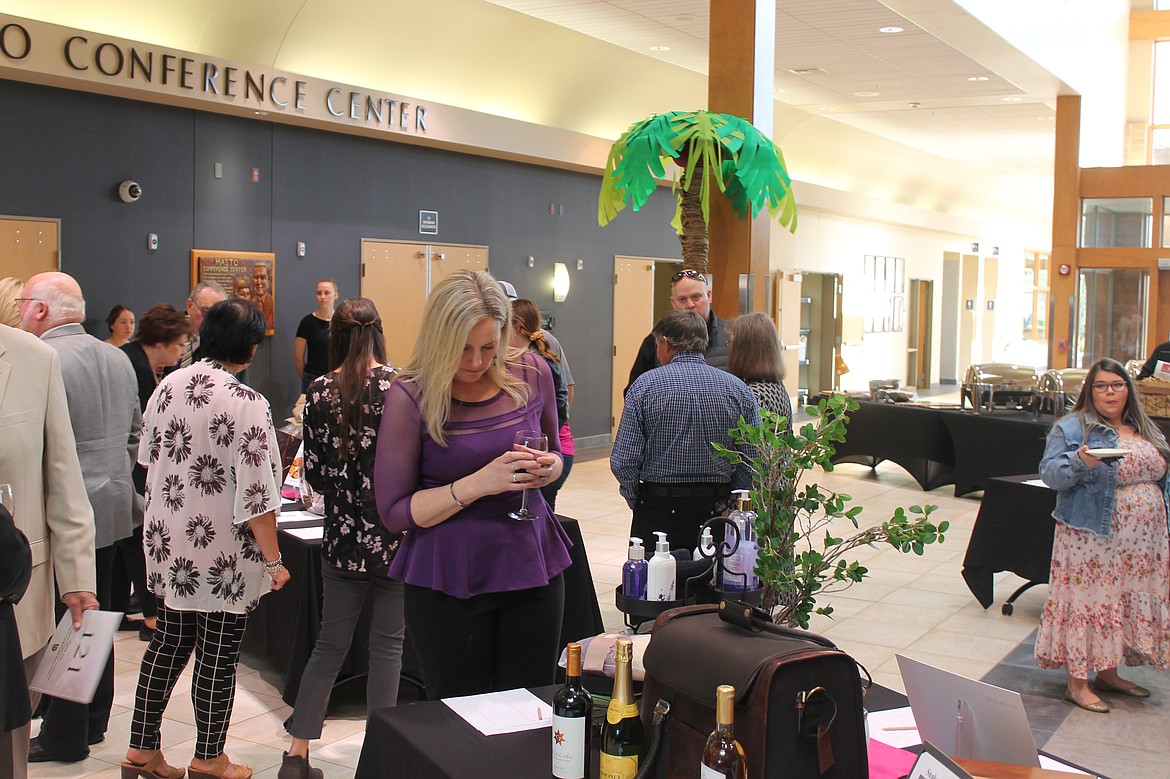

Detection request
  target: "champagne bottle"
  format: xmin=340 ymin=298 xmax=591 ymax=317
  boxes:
xmin=700 ymin=685 xmax=747 ymax=778
xmin=552 ymin=642 xmax=593 ymax=779
xmin=599 ymin=637 xmax=644 ymax=779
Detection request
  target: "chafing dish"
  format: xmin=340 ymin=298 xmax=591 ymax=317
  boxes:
xmin=961 ymin=363 xmax=1039 ymax=413
xmin=1033 ymin=368 xmax=1088 ymax=418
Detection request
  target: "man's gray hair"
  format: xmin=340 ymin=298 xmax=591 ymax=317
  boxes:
xmin=25 ymin=273 xmax=84 ymax=324
xmin=653 ymin=309 xmax=708 ymax=353
xmin=188 ymin=279 xmax=227 ymax=303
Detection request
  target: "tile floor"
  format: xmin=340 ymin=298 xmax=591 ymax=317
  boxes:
xmin=28 ymin=399 xmax=1162 ymax=778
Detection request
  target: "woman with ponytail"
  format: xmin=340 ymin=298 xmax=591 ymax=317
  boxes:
xmin=281 ymin=298 xmax=403 ymax=779
xmin=510 ymin=298 xmax=573 ymax=510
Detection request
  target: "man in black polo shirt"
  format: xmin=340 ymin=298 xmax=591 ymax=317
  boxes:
xmin=625 ymin=268 xmax=730 ymax=394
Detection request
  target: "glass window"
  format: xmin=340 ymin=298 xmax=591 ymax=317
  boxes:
xmin=1157 ymin=42 xmax=1170 ymax=125
xmin=1080 ymin=198 xmax=1153 ymax=248
xmin=1153 ymin=128 xmax=1170 ymax=165
xmin=1073 ymin=268 xmax=1148 ymax=368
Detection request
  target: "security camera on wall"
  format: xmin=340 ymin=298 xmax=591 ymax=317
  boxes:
xmin=118 ymin=180 xmax=143 ymax=203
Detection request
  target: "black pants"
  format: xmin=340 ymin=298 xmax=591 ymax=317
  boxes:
xmin=630 ymin=490 xmax=728 ymax=554
xmin=37 ymin=544 xmax=117 ymax=755
xmin=112 ymin=525 xmax=156 ymax=618
xmin=404 ymin=574 xmax=564 ymax=700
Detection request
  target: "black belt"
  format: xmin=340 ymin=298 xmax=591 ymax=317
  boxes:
xmin=639 ymin=482 xmax=731 ymax=499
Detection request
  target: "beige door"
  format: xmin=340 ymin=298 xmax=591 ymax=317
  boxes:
xmin=611 ymin=256 xmax=656 ymax=437
xmin=360 ymin=239 xmax=488 ymax=368
xmin=0 ymin=217 xmax=60 ymax=282
xmin=773 ymin=271 xmax=802 ymax=403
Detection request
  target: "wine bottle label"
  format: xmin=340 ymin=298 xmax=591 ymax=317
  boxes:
xmin=605 ymin=700 xmax=638 ymax=724
xmin=551 ymin=715 xmax=586 ymax=779
xmin=701 ymin=763 xmax=725 ymax=779
xmin=599 ymin=752 xmax=638 ymax=779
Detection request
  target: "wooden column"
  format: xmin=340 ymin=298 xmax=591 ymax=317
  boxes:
xmin=1049 ymin=95 xmax=1081 ymax=370
xmin=708 ymin=0 xmax=775 ymax=317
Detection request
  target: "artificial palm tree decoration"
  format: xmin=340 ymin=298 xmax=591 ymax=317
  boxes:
xmin=598 ymin=110 xmax=798 ymax=272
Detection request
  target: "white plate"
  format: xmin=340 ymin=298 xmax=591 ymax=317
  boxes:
xmin=1085 ymin=448 xmax=1130 ymax=460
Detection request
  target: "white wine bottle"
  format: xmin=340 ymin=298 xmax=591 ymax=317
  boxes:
xmin=599 ymin=638 xmax=644 ymax=779
xmin=552 ymin=642 xmax=593 ymax=779
xmin=700 ymin=685 xmax=747 ymax=778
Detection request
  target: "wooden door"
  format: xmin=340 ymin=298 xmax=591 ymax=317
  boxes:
xmin=431 ymin=244 xmax=488 ymax=289
xmin=908 ymin=279 xmax=934 ymax=388
xmin=0 ymin=217 xmax=59 ymax=281
xmin=611 ymin=256 xmax=655 ymax=437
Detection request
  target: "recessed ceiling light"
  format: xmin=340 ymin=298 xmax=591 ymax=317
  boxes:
xmin=967 ymin=76 xmax=989 ymax=82
xmin=819 ymin=107 xmax=834 ymax=112
xmin=879 ymin=26 xmax=903 ymax=33
xmin=854 ymin=91 xmax=880 ymax=97
xmin=649 ymin=45 xmax=671 ymax=52
xmin=1003 ymin=96 xmax=1023 ymax=102
xmin=789 ymin=67 xmax=827 ymax=76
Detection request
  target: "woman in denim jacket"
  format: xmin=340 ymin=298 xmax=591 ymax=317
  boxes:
xmin=1037 ymin=358 xmax=1170 ymax=713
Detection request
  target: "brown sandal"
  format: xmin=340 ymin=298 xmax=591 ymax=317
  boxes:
xmin=121 ymin=752 xmax=187 ymax=779
xmin=188 ymin=755 xmax=252 ymax=779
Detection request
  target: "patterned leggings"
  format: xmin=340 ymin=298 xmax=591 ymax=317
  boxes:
xmin=129 ymin=602 xmax=248 ymax=759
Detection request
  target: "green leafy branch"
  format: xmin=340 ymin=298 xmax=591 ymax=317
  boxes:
xmin=712 ymin=395 xmax=948 ymax=628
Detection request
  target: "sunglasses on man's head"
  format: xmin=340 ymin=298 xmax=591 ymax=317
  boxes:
xmin=671 ymin=269 xmax=707 ymax=284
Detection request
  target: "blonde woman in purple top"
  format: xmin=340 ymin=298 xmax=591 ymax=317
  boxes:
xmin=374 ymin=270 xmax=569 ymax=698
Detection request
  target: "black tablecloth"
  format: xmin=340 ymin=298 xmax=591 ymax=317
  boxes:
xmin=960 ymin=475 xmax=1057 ymax=609
xmin=353 ymin=683 xmax=910 ymax=779
xmin=244 ymin=515 xmax=604 ymax=705
xmin=831 ymin=402 xmax=1060 ymax=496
xmin=830 ymin=402 xmax=956 ymax=491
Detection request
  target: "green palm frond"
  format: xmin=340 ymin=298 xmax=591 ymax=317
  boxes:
xmin=598 ymin=110 xmax=797 ymax=233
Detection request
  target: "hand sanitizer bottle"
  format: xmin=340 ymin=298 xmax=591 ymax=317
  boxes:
xmin=646 ymin=531 xmax=676 ymax=601
xmin=621 ymin=538 xmax=648 ymax=600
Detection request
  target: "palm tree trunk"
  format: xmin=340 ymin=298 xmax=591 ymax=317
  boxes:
xmin=679 ymin=156 xmax=709 ymax=273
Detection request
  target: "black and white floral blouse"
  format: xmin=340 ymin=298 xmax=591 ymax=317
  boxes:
xmin=138 ymin=359 xmax=282 ymax=614
xmin=303 ymin=365 xmax=402 ymax=576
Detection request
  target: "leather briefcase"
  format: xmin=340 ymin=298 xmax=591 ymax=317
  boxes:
xmin=639 ymin=602 xmax=868 ymax=778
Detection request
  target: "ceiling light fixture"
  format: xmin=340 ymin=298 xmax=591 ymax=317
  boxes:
xmin=1003 ymin=96 xmax=1023 ymax=102
xmin=649 ymin=45 xmax=670 ymax=52
xmin=879 ymin=26 xmax=903 ymax=33
xmin=819 ymin=107 xmax=834 ymax=112
xmin=789 ymin=66 xmax=827 ymax=76
xmin=967 ymin=76 xmax=989 ymax=82
xmin=854 ymin=91 xmax=879 ymax=97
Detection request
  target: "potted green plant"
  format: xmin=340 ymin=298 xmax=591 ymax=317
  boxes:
xmin=712 ymin=394 xmax=948 ymax=629
xmin=597 ymin=110 xmax=798 ymax=273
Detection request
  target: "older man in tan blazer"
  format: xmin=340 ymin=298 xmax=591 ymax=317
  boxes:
xmin=0 ymin=322 xmax=96 ymax=779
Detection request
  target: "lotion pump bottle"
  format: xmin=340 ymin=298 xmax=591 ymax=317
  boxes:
xmin=646 ymin=531 xmax=676 ymax=601
xmin=622 ymin=538 xmax=648 ymax=600
xmin=723 ymin=490 xmax=757 ymax=591
xmin=693 ymin=526 xmax=715 ymax=562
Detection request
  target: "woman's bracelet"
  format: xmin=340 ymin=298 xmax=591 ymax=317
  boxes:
xmin=263 ymin=555 xmax=284 ymax=573
xmin=450 ymin=481 xmax=470 ymax=509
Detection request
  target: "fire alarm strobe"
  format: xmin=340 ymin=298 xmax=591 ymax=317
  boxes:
xmin=1058 ymin=263 xmax=1071 ymax=276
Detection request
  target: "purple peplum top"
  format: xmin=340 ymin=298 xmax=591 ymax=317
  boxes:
xmin=374 ymin=352 xmax=572 ymax=599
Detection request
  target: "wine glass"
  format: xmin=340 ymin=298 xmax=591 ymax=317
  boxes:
xmin=509 ymin=431 xmax=549 ymax=521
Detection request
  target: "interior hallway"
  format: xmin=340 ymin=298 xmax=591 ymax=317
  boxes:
xmin=28 ymin=407 xmax=1169 ymax=778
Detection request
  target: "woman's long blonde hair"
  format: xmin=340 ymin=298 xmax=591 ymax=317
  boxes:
xmin=405 ymin=270 xmax=527 ymax=445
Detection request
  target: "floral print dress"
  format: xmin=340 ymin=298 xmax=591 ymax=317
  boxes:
xmin=302 ymin=365 xmax=401 ymax=576
xmin=1035 ymin=436 xmax=1170 ymax=677
xmin=138 ymin=360 xmax=282 ymax=614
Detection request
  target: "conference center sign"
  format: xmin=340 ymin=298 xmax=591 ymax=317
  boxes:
xmin=0 ymin=14 xmax=429 ymax=136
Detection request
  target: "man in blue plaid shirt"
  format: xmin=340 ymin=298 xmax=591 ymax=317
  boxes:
xmin=611 ymin=310 xmax=760 ymax=553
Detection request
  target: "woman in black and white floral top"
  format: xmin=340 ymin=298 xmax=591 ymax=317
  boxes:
xmin=282 ymin=297 xmax=403 ymax=779
xmin=125 ymin=299 xmax=287 ymax=779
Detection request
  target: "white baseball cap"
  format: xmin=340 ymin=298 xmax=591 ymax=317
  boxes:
xmin=498 ymin=280 xmax=518 ymax=300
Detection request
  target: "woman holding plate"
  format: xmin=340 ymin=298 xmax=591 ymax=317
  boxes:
xmin=1037 ymin=357 xmax=1170 ymax=713
xmin=374 ymin=269 xmax=568 ymax=699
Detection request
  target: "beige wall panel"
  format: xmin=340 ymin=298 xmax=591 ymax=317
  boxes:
xmin=959 ymin=253 xmax=980 ymax=370
xmin=611 ymin=257 xmax=655 ymax=437
xmin=981 ymin=257 xmax=998 ymax=362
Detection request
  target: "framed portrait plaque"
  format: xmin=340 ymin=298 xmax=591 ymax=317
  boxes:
xmin=190 ymin=249 xmax=276 ymax=336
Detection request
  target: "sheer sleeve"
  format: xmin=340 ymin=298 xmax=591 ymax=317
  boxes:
xmin=375 ymin=381 xmax=424 ymax=532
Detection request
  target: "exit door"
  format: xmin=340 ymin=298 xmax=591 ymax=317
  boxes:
xmin=360 ymin=239 xmax=488 ymax=368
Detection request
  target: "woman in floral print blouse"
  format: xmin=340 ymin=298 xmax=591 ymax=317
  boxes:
xmin=124 ymin=298 xmax=287 ymax=779
xmin=282 ymin=298 xmax=402 ymax=779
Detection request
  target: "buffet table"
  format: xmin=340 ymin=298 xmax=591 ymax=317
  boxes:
xmin=245 ymin=513 xmax=605 ymax=705
xmin=961 ymin=475 xmax=1057 ymax=611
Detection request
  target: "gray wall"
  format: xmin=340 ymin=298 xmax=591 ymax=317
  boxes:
xmin=0 ymin=79 xmax=681 ymax=439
